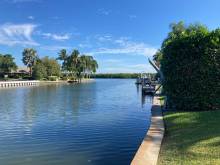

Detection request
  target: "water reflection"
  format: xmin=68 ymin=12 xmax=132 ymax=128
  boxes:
xmin=0 ymin=79 xmax=151 ymax=165
xmin=136 ymin=84 xmax=140 ymax=94
xmin=136 ymin=84 xmax=153 ymax=107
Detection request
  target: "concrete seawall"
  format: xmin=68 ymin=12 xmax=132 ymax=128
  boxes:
xmin=131 ymin=96 xmax=164 ymax=165
xmin=0 ymin=80 xmax=39 ymax=88
xmin=0 ymin=79 xmax=95 ymax=88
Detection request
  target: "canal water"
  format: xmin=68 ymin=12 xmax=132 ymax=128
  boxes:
xmin=0 ymin=79 xmax=152 ymax=165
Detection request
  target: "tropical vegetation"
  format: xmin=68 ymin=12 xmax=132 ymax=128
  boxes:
xmin=0 ymin=54 xmax=17 ymax=76
xmin=57 ymin=49 xmax=98 ymax=81
xmin=154 ymin=21 xmax=220 ymax=111
xmin=32 ymin=56 xmax=61 ymax=80
xmin=91 ymin=73 xmax=157 ymax=79
xmin=22 ymin=48 xmax=38 ymax=76
xmin=0 ymin=48 xmax=98 ymax=81
xmin=157 ymin=22 xmax=220 ymax=164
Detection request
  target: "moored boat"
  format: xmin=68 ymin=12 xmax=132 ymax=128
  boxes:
xmin=142 ymin=84 xmax=155 ymax=95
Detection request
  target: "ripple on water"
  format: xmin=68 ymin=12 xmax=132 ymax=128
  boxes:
xmin=0 ymin=79 xmax=151 ymax=165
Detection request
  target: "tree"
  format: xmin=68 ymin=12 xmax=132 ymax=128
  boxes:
xmin=57 ymin=49 xmax=68 ymax=71
xmin=160 ymin=21 xmax=219 ymax=111
xmin=69 ymin=49 xmax=80 ymax=74
xmin=41 ymin=56 xmax=61 ymax=77
xmin=0 ymin=54 xmax=17 ymax=74
xmin=80 ymin=55 xmax=87 ymax=78
xmin=32 ymin=61 xmax=47 ymax=80
xmin=57 ymin=49 xmax=98 ymax=80
xmin=153 ymin=50 xmax=163 ymax=67
xmin=22 ymin=48 xmax=38 ymax=76
xmin=90 ymin=59 xmax=98 ymax=74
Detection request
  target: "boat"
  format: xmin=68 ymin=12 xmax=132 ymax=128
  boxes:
xmin=142 ymin=84 xmax=155 ymax=95
xmin=135 ymin=77 xmax=142 ymax=84
xmin=67 ymin=80 xmax=78 ymax=83
xmin=135 ymin=72 xmax=150 ymax=85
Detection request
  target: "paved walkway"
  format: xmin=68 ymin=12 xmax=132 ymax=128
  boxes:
xmin=131 ymin=96 xmax=164 ymax=165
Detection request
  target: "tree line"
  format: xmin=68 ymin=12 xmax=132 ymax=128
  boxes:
xmin=91 ymin=73 xmax=157 ymax=79
xmin=57 ymin=49 xmax=98 ymax=81
xmin=0 ymin=48 xmax=98 ymax=81
xmin=154 ymin=21 xmax=220 ymax=111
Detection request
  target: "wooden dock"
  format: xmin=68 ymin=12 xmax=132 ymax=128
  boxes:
xmin=0 ymin=80 xmax=39 ymax=88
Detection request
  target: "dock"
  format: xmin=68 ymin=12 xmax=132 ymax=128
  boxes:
xmin=0 ymin=80 xmax=39 ymax=88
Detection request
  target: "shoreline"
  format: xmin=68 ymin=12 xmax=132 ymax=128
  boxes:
xmin=39 ymin=78 xmax=95 ymax=84
xmin=0 ymin=79 xmax=95 ymax=88
xmin=131 ymin=95 xmax=165 ymax=165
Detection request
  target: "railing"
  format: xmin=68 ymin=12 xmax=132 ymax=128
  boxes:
xmin=0 ymin=80 xmax=40 ymax=88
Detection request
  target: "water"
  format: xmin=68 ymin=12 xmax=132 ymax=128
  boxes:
xmin=0 ymin=79 xmax=152 ymax=165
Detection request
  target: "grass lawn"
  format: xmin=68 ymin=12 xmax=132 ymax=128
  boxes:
xmin=158 ymin=110 xmax=220 ymax=165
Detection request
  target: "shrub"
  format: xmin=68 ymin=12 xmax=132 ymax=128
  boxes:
xmin=160 ymin=22 xmax=220 ymax=111
xmin=48 ymin=76 xmax=58 ymax=81
xmin=60 ymin=76 xmax=68 ymax=80
xmin=32 ymin=63 xmax=47 ymax=80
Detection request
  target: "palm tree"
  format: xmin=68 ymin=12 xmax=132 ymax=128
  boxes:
xmin=56 ymin=49 xmax=98 ymax=81
xmin=22 ymin=48 xmax=38 ymax=76
xmin=67 ymin=49 xmax=80 ymax=78
xmin=83 ymin=56 xmax=98 ymax=79
xmin=71 ymin=49 xmax=80 ymax=67
xmin=90 ymin=59 xmax=98 ymax=76
xmin=79 ymin=55 xmax=87 ymax=78
xmin=57 ymin=49 xmax=68 ymax=71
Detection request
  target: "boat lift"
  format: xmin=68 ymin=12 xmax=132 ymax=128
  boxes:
xmin=148 ymin=58 xmax=163 ymax=93
xmin=138 ymin=58 xmax=164 ymax=95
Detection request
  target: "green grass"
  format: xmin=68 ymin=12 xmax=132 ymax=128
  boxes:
xmin=158 ymin=96 xmax=165 ymax=107
xmin=158 ymin=110 xmax=220 ymax=165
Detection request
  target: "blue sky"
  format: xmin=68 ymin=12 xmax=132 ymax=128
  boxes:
xmin=0 ymin=0 xmax=220 ymax=73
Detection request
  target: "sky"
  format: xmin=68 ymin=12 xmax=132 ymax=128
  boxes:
xmin=0 ymin=0 xmax=220 ymax=73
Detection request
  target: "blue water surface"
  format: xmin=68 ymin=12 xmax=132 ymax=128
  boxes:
xmin=0 ymin=79 xmax=152 ymax=165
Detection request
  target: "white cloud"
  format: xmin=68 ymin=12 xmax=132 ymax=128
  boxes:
xmin=51 ymin=16 xmax=60 ymax=20
xmin=42 ymin=33 xmax=71 ymax=41
xmin=101 ymin=63 xmax=156 ymax=73
xmin=41 ymin=45 xmax=71 ymax=51
xmin=6 ymin=0 xmax=41 ymax=3
xmin=0 ymin=23 xmax=39 ymax=46
xmin=98 ymin=8 xmax=111 ymax=15
xmin=104 ymin=59 xmax=121 ymax=63
xmin=88 ymin=37 xmax=157 ymax=57
xmin=96 ymin=35 xmax=112 ymax=42
xmin=129 ymin=15 xmax=137 ymax=19
xmin=78 ymin=43 xmax=92 ymax=48
xmin=28 ymin=16 xmax=34 ymax=20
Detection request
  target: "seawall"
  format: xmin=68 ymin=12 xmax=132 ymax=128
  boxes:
xmin=131 ymin=96 xmax=164 ymax=165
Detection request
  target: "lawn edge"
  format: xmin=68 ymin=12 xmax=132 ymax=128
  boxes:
xmin=131 ymin=96 xmax=165 ymax=165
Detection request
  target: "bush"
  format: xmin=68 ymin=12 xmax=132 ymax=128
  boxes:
xmin=69 ymin=76 xmax=76 ymax=81
xmin=48 ymin=76 xmax=58 ymax=81
xmin=22 ymin=76 xmax=31 ymax=80
xmin=32 ymin=63 xmax=47 ymax=80
xmin=60 ymin=76 xmax=68 ymax=80
xmin=160 ymin=22 xmax=220 ymax=111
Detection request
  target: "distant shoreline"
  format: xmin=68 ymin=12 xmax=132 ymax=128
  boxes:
xmin=39 ymin=79 xmax=94 ymax=84
xmin=0 ymin=79 xmax=95 ymax=88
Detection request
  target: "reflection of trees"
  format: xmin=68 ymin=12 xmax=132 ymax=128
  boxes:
xmin=0 ymin=82 xmax=97 ymax=130
xmin=28 ymin=83 xmax=97 ymax=124
xmin=141 ymin=94 xmax=153 ymax=108
xmin=22 ymin=85 xmax=60 ymax=130
xmin=136 ymin=84 xmax=140 ymax=94
xmin=135 ymin=84 xmax=153 ymax=108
